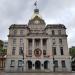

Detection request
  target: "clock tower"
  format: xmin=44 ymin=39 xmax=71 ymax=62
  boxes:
xmin=28 ymin=8 xmax=46 ymax=31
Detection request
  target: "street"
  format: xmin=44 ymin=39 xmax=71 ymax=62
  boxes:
xmin=0 ymin=72 xmax=75 ymax=75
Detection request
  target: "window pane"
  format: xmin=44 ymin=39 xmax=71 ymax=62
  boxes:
xmin=59 ymin=39 xmax=62 ymax=44
xmin=43 ymin=39 xmax=47 ymax=46
xmin=20 ymin=38 xmax=23 ymax=44
xmin=12 ymin=47 xmax=16 ymax=55
xmin=20 ymin=30 xmax=24 ymax=35
xmin=52 ymin=30 xmax=55 ymax=35
xmin=43 ymin=50 xmax=46 ymax=55
xmin=58 ymin=30 xmax=61 ymax=35
xmin=28 ymin=39 xmax=32 ymax=47
xmin=60 ymin=47 xmax=64 ymax=55
xmin=61 ymin=60 xmax=66 ymax=67
xmin=28 ymin=50 xmax=32 ymax=56
xmin=18 ymin=60 xmax=23 ymax=67
xmin=13 ymin=30 xmax=17 ymax=35
xmin=13 ymin=38 xmax=16 ymax=44
xmin=52 ymin=47 xmax=56 ymax=55
xmin=19 ymin=47 xmax=23 ymax=55
xmin=10 ymin=60 xmax=15 ymax=67
xmin=54 ymin=60 xmax=58 ymax=67
xmin=52 ymin=38 xmax=56 ymax=45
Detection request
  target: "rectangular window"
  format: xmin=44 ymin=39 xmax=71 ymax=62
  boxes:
xmin=13 ymin=38 xmax=16 ymax=44
xmin=18 ymin=60 xmax=23 ymax=67
xmin=59 ymin=39 xmax=62 ymax=44
xmin=35 ymin=39 xmax=40 ymax=47
xmin=58 ymin=30 xmax=61 ymax=35
xmin=61 ymin=60 xmax=66 ymax=68
xmin=43 ymin=50 xmax=46 ymax=56
xmin=43 ymin=39 xmax=47 ymax=46
xmin=54 ymin=60 xmax=58 ymax=67
xmin=12 ymin=47 xmax=16 ymax=55
xmin=19 ymin=47 xmax=23 ymax=55
xmin=28 ymin=50 xmax=32 ymax=56
xmin=60 ymin=47 xmax=64 ymax=55
xmin=52 ymin=30 xmax=55 ymax=35
xmin=52 ymin=47 xmax=56 ymax=55
xmin=28 ymin=39 xmax=32 ymax=47
xmin=20 ymin=38 xmax=23 ymax=44
xmin=10 ymin=60 xmax=15 ymax=67
xmin=52 ymin=38 xmax=56 ymax=45
xmin=20 ymin=30 xmax=24 ymax=35
xmin=13 ymin=30 xmax=17 ymax=36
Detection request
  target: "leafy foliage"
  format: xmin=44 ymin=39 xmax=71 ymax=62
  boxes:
xmin=0 ymin=40 xmax=3 ymax=48
xmin=0 ymin=40 xmax=7 ymax=56
xmin=69 ymin=47 xmax=75 ymax=58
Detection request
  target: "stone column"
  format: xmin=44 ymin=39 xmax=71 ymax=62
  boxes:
xmin=23 ymin=59 xmax=26 ymax=72
xmin=26 ymin=39 xmax=28 ymax=56
xmin=41 ymin=60 xmax=44 ymax=71
xmin=40 ymin=39 xmax=43 ymax=58
xmin=32 ymin=38 xmax=35 ymax=57
xmin=32 ymin=60 xmax=35 ymax=71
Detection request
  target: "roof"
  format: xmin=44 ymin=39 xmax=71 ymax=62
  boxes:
xmin=9 ymin=24 xmax=29 ymax=29
xmin=45 ymin=24 xmax=66 ymax=29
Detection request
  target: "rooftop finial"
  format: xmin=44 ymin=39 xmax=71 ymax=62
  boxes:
xmin=34 ymin=0 xmax=37 ymax=9
xmin=34 ymin=0 xmax=39 ymax=14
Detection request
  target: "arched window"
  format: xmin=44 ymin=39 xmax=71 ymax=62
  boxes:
xmin=44 ymin=61 xmax=49 ymax=69
xmin=27 ymin=60 xmax=32 ymax=69
xmin=35 ymin=60 xmax=41 ymax=69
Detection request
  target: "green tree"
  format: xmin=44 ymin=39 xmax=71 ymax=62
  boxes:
xmin=0 ymin=40 xmax=7 ymax=56
xmin=0 ymin=40 xmax=3 ymax=48
xmin=69 ymin=47 xmax=75 ymax=59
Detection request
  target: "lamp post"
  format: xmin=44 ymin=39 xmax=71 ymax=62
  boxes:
xmin=21 ymin=43 xmax=24 ymax=72
xmin=52 ymin=49 xmax=55 ymax=72
xmin=53 ymin=56 xmax=55 ymax=72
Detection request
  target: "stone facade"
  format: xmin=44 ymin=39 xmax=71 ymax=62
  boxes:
xmin=5 ymin=9 xmax=71 ymax=72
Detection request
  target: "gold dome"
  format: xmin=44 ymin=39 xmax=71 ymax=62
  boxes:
xmin=31 ymin=9 xmax=42 ymax=19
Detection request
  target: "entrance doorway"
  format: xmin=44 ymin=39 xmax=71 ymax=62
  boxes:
xmin=35 ymin=60 xmax=41 ymax=69
xmin=44 ymin=61 xmax=48 ymax=69
xmin=27 ymin=60 xmax=32 ymax=70
xmin=71 ymin=60 xmax=75 ymax=71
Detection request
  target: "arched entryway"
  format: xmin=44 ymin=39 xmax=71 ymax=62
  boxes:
xmin=44 ymin=61 xmax=49 ymax=69
xmin=27 ymin=60 xmax=32 ymax=70
xmin=35 ymin=60 xmax=41 ymax=70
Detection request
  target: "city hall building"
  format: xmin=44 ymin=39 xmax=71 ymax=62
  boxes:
xmin=5 ymin=8 xmax=71 ymax=72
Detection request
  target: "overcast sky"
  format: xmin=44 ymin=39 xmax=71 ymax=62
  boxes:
xmin=0 ymin=0 xmax=75 ymax=48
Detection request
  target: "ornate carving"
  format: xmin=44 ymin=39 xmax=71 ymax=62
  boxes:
xmin=34 ymin=48 xmax=42 ymax=57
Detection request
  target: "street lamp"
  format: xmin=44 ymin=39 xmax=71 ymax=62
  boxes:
xmin=53 ymin=56 xmax=55 ymax=72
xmin=52 ymin=49 xmax=55 ymax=72
xmin=21 ymin=43 xmax=24 ymax=72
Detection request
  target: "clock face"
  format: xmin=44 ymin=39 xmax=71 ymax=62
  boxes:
xmin=34 ymin=48 xmax=42 ymax=57
xmin=34 ymin=20 xmax=40 ymax=24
